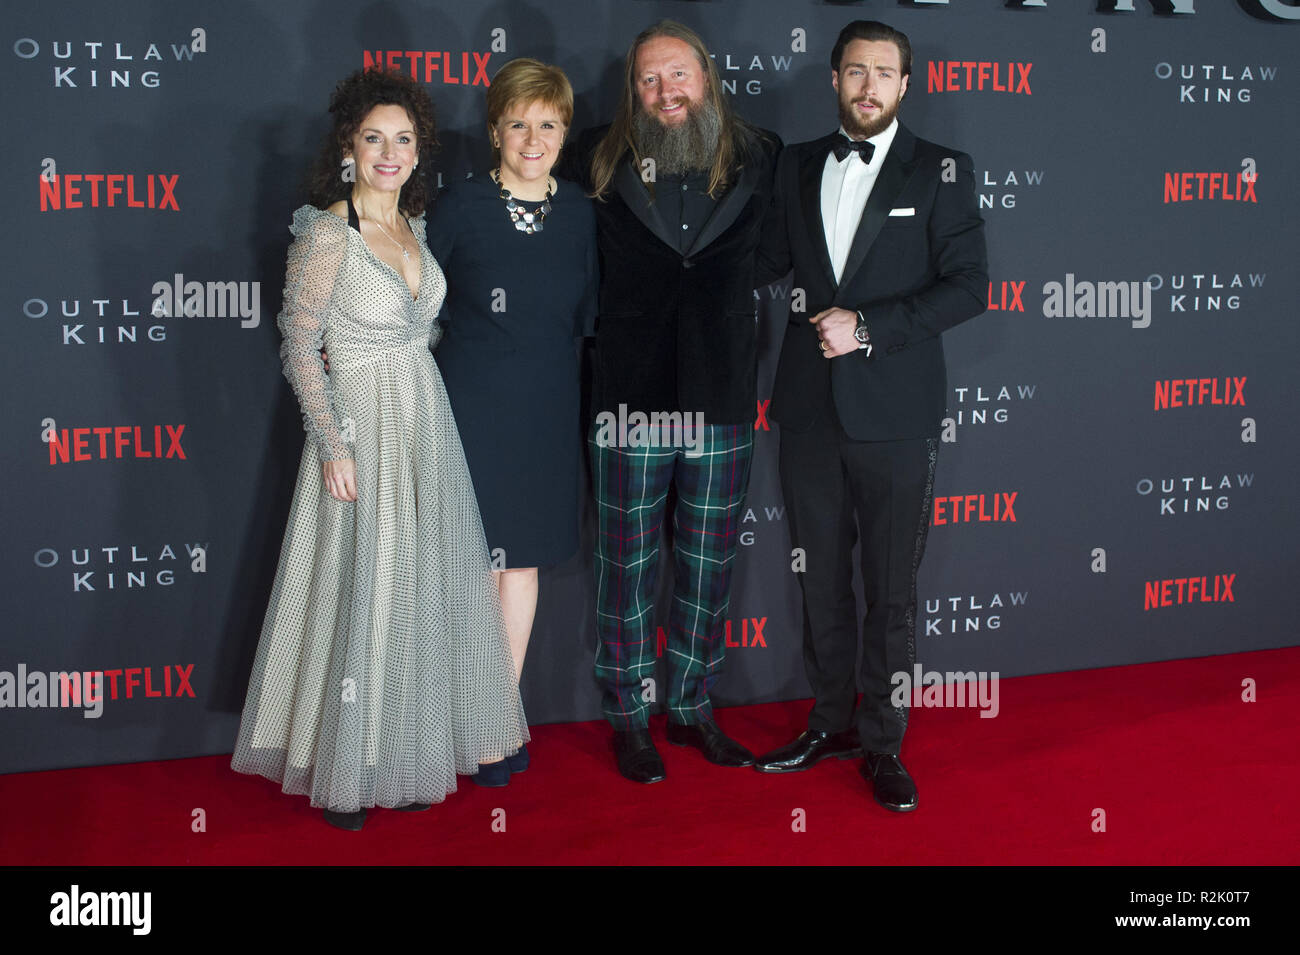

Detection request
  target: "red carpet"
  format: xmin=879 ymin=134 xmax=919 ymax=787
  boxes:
xmin=1 ymin=648 xmax=1296 ymax=865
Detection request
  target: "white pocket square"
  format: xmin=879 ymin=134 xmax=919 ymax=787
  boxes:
xmin=888 ymin=207 xmax=915 ymax=216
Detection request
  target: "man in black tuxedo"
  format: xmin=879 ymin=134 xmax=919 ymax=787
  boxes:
xmin=753 ymin=20 xmax=988 ymax=811
xmin=563 ymin=20 xmax=781 ymax=783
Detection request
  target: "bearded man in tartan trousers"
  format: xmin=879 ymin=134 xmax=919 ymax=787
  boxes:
xmin=563 ymin=19 xmax=781 ymax=783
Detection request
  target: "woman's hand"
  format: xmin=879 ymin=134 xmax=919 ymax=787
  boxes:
xmin=323 ymin=458 xmax=357 ymax=502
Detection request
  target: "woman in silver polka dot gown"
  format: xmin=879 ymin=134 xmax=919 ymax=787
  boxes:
xmin=231 ymin=70 xmax=527 ymax=830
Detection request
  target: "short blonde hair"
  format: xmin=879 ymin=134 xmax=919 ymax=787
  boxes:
xmin=486 ymin=58 xmax=574 ymax=160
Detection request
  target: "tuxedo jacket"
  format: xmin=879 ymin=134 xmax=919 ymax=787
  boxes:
xmin=758 ymin=123 xmax=988 ymax=440
xmin=565 ymin=124 xmax=781 ymax=425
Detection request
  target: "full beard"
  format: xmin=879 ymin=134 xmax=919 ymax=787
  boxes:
xmin=839 ymin=93 xmax=899 ymax=140
xmin=632 ymin=97 xmax=723 ymax=177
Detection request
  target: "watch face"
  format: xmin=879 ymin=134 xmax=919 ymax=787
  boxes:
xmin=855 ymin=326 xmax=870 ymax=343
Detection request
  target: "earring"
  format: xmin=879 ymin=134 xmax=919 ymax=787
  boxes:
xmin=342 ymin=156 xmax=354 ymax=166
xmin=414 ymin=159 xmax=419 ymax=167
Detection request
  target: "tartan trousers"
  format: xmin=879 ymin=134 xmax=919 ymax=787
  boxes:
xmin=588 ymin=419 xmax=754 ymax=730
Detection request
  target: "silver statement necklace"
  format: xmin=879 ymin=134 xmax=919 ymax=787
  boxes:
xmin=492 ymin=169 xmax=552 ymax=235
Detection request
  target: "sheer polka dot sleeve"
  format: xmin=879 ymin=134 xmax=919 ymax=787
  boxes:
xmin=278 ymin=205 xmax=352 ymax=462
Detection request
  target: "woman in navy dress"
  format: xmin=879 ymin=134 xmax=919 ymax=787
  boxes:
xmin=428 ymin=59 xmax=596 ymax=779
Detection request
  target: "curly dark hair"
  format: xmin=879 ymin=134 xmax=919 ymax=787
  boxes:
xmin=307 ymin=68 xmax=438 ymax=215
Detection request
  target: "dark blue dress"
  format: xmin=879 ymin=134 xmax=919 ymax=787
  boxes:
xmin=428 ymin=174 xmax=597 ymax=568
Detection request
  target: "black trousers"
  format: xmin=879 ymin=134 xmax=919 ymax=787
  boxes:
xmin=778 ymin=390 xmax=937 ymax=755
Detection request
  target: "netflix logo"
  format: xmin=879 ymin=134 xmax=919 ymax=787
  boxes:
xmin=927 ymin=61 xmax=1032 ymax=94
xmin=656 ymin=616 xmax=768 ymax=655
xmin=98 ymin=664 xmax=195 ymax=699
xmin=46 ymin=424 xmax=186 ymax=464
xmin=1143 ymin=573 xmax=1235 ymax=611
xmin=1163 ymin=172 xmax=1257 ymax=203
xmin=364 ymin=50 xmax=491 ymax=85
xmin=1153 ymin=377 xmax=1246 ymax=410
xmin=755 ymin=397 xmax=771 ymax=431
xmin=932 ymin=492 xmax=1017 ymax=526
xmin=75 ymin=664 xmax=197 ymax=700
xmin=39 ymin=173 xmax=179 ymax=211
xmin=723 ymin=617 xmax=768 ymax=648
xmin=987 ymin=281 xmax=1027 ymax=312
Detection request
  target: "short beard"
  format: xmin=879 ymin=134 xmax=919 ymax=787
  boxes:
xmin=839 ymin=93 xmax=899 ymax=140
xmin=632 ymin=97 xmax=722 ymax=178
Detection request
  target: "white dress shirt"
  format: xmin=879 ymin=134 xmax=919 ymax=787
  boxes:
xmin=821 ymin=118 xmax=899 ymax=284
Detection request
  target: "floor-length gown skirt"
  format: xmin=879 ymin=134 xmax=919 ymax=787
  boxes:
xmin=231 ymin=338 xmax=527 ymax=812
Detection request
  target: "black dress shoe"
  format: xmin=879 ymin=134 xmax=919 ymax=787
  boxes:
xmin=613 ymin=729 xmax=666 ymax=783
xmin=754 ymin=729 xmax=863 ymax=773
xmin=862 ymin=752 xmax=918 ymax=812
xmin=393 ymin=802 xmax=431 ymax=812
xmin=665 ymin=719 xmax=755 ymax=767
xmin=322 ymin=808 xmax=367 ymax=830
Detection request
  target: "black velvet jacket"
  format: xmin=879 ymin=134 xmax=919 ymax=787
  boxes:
xmin=565 ymin=124 xmax=781 ymax=425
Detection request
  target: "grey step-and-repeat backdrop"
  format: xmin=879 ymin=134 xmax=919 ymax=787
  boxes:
xmin=4 ymin=1 xmax=1298 ymax=774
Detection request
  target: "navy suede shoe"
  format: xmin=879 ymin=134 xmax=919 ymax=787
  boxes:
xmin=505 ymin=745 xmax=530 ymax=774
xmin=471 ymin=759 xmax=510 ymax=787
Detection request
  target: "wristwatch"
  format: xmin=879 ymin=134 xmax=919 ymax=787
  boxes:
xmin=854 ymin=310 xmax=872 ymax=355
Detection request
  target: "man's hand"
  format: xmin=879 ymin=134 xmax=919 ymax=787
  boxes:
xmin=323 ymin=458 xmax=357 ymax=502
xmin=811 ymin=307 xmax=860 ymax=358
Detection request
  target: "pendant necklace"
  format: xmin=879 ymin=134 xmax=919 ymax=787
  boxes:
xmin=371 ymin=218 xmax=410 ymax=258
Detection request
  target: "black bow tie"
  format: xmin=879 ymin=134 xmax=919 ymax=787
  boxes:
xmin=832 ymin=137 xmax=875 ymax=164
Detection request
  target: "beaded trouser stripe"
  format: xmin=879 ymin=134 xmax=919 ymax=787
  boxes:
xmin=588 ymin=420 xmax=754 ymax=730
xmin=895 ymin=437 xmax=939 ymax=745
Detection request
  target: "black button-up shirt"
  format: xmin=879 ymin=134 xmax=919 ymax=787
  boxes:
xmin=656 ymin=170 xmax=715 ymax=254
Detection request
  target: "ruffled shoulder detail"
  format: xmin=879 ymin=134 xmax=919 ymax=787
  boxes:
xmin=289 ymin=203 xmax=350 ymax=240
